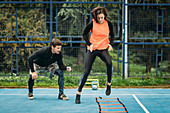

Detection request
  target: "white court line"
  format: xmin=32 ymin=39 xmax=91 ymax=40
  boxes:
xmin=0 ymin=94 xmax=170 ymax=96
xmin=133 ymin=94 xmax=150 ymax=113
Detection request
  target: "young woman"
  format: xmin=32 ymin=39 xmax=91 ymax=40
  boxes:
xmin=75 ymin=7 xmax=114 ymax=104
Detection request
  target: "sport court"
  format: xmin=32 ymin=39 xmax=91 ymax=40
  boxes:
xmin=0 ymin=88 xmax=169 ymax=113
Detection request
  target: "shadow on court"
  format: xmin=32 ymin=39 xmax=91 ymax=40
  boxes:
xmin=0 ymin=88 xmax=170 ymax=113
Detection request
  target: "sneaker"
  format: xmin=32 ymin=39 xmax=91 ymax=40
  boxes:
xmin=75 ymin=94 xmax=81 ymax=104
xmin=105 ymin=83 xmax=111 ymax=96
xmin=58 ymin=93 xmax=69 ymax=100
xmin=28 ymin=92 xmax=34 ymax=100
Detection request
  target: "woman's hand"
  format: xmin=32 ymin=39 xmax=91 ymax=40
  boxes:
xmin=90 ymin=44 xmax=93 ymax=52
xmin=108 ymin=44 xmax=113 ymax=52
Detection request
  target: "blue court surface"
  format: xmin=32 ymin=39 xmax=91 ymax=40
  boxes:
xmin=0 ymin=88 xmax=170 ymax=113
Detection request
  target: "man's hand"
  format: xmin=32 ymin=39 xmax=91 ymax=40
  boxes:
xmin=67 ymin=67 xmax=71 ymax=72
xmin=108 ymin=44 xmax=113 ymax=52
xmin=32 ymin=72 xmax=38 ymax=80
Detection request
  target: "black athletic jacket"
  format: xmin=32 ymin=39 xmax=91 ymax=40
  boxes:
xmin=28 ymin=46 xmax=66 ymax=72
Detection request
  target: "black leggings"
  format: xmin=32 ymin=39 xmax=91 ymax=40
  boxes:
xmin=78 ymin=49 xmax=112 ymax=92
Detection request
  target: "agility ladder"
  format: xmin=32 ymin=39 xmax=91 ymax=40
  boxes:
xmin=96 ymin=97 xmax=128 ymax=113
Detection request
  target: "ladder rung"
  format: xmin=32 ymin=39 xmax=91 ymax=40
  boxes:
xmin=99 ymin=104 xmax=122 ymax=106
xmin=99 ymin=107 xmax=126 ymax=109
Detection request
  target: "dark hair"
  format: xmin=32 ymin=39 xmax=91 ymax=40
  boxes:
xmin=91 ymin=7 xmax=109 ymax=23
xmin=50 ymin=38 xmax=62 ymax=47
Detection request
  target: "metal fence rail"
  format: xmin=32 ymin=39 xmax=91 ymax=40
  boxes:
xmin=161 ymin=48 xmax=170 ymax=77
xmin=0 ymin=0 xmax=170 ymax=78
xmin=128 ymin=48 xmax=157 ymax=77
xmin=0 ymin=47 xmax=13 ymax=76
xmin=15 ymin=47 xmax=120 ymax=77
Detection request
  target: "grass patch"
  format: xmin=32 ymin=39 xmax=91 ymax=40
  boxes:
xmin=0 ymin=75 xmax=169 ymax=88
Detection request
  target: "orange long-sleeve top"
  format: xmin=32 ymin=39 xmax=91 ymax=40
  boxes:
xmin=88 ymin=19 xmax=110 ymax=50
